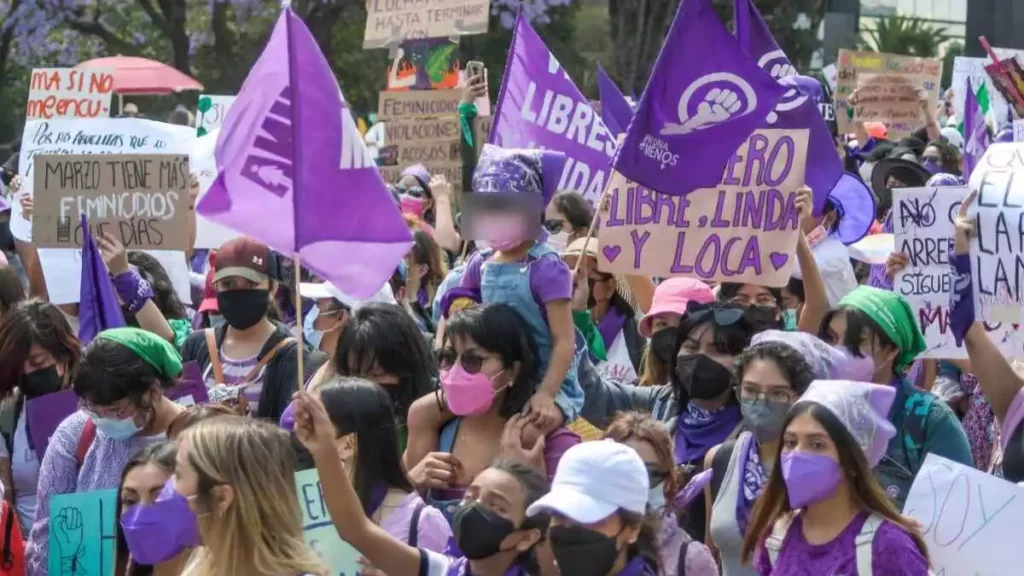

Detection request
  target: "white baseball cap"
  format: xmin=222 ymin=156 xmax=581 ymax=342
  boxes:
xmin=298 ymin=281 xmax=396 ymax=311
xmin=526 ymin=440 xmax=648 ymax=523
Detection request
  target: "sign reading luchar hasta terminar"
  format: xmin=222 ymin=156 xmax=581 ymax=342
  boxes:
xmin=32 ymin=154 xmax=190 ymax=251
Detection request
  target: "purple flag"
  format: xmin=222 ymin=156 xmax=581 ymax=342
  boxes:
xmin=27 ymin=389 xmax=78 ymax=460
xmin=78 ymin=214 xmax=125 ymax=346
xmin=197 ymin=8 xmax=412 ymax=299
xmin=735 ymin=0 xmax=840 ymax=215
xmin=964 ymin=79 xmax=990 ymax=181
xmin=490 ymin=14 xmax=617 ymax=203
xmin=613 ymin=0 xmax=786 ymax=197
xmin=597 ymin=64 xmax=634 ymax=138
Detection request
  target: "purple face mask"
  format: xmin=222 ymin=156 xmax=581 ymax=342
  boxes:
xmin=830 ymin=348 xmax=879 ymax=383
xmin=120 ymin=477 xmax=200 ymax=564
xmin=781 ymin=451 xmax=843 ymax=509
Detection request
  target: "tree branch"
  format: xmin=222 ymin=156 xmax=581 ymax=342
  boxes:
xmin=135 ymin=0 xmax=169 ymax=33
xmin=66 ymin=16 xmax=139 ymax=56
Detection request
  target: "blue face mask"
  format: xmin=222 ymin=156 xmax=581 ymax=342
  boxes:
xmin=782 ymin=309 xmax=798 ymax=331
xmin=93 ymin=414 xmax=143 ymax=440
xmin=648 ymin=482 xmax=666 ymax=510
xmin=303 ymin=306 xmax=323 ymax=350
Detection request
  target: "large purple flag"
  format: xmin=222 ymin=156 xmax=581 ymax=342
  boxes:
xmin=197 ymin=8 xmax=412 ymax=298
xmin=490 ymin=14 xmax=616 ymax=203
xmin=597 ymin=64 xmax=634 ymax=138
xmin=78 ymin=215 xmax=125 ymax=346
xmin=735 ymin=0 xmax=840 ymax=215
xmin=964 ymin=79 xmax=990 ymax=181
xmin=613 ymin=0 xmax=786 ymax=197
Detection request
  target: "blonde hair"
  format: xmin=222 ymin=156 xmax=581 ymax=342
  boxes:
xmin=181 ymin=416 xmax=327 ymax=576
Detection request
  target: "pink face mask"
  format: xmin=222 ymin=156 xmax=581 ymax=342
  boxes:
xmin=400 ymin=196 xmax=426 ymax=217
xmin=475 ymin=214 xmax=527 ymax=251
xmin=440 ymin=363 xmax=505 ymax=416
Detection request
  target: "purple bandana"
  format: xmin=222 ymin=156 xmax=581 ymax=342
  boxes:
xmin=674 ymin=402 xmax=743 ymax=464
xmin=472 ymin=144 xmax=566 ymax=205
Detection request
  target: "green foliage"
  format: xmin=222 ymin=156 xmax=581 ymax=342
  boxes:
xmin=426 ymin=43 xmax=458 ymax=84
xmin=941 ymin=41 xmax=964 ymax=90
xmin=860 ymin=15 xmax=951 ymax=58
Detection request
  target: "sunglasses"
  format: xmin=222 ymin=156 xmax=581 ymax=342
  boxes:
xmin=396 ymin=185 xmax=426 ymax=199
xmin=687 ymin=306 xmax=745 ymax=326
xmin=543 ymin=219 xmax=568 ymax=233
xmin=436 ymin=349 xmax=491 ymax=375
xmin=646 ymin=465 xmax=670 ymax=487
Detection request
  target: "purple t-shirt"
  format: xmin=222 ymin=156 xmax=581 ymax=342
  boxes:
xmin=1001 ymin=388 xmax=1024 ymax=453
xmin=460 ymin=247 xmax=572 ymax=315
xmin=379 ymin=491 xmax=451 ymax=553
xmin=754 ymin=512 xmax=929 ymax=576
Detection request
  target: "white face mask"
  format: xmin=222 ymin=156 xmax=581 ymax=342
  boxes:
xmin=547 ymin=231 xmax=570 ymax=253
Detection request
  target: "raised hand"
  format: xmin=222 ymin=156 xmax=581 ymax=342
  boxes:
xmin=666 ymin=88 xmax=743 ymax=134
xmin=953 ymin=190 xmax=977 ymax=257
xmin=97 ymin=233 xmax=129 ymax=275
xmin=769 ymin=62 xmax=795 ymax=79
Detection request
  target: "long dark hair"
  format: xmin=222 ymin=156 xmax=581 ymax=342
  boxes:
xmin=0 ymin=299 xmax=80 ymax=397
xmin=818 ymin=306 xmax=899 ymax=378
xmin=670 ymin=301 xmax=755 ymax=407
xmin=0 ymin=265 xmax=25 ymax=316
xmin=741 ymin=403 xmax=929 ymax=565
xmin=319 ymin=377 xmax=413 ymax=513
xmin=443 ymin=304 xmax=538 ymax=418
xmin=334 ymin=303 xmax=437 ymax=424
xmin=74 ymin=337 xmax=175 ymax=407
xmin=127 ymin=252 xmax=186 ymax=320
xmin=115 ymin=442 xmax=177 ymax=576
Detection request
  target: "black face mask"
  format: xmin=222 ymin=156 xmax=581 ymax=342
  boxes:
xmin=674 ymin=353 xmax=735 ymax=400
xmin=549 ymin=525 xmax=620 ymax=576
xmin=453 ymin=503 xmax=516 ymax=559
xmin=216 ymin=289 xmax=269 ymax=330
xmin=746 ymin=305 xmax=781 ymax=330
xmin=20 ymin=365 xmax=63 ymax=399
xmin=650 ymin=328 xmax=678 ymax=364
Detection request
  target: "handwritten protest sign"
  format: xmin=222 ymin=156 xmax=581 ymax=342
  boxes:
xmin=295 ymin=468 xmax=360 ymax=576
xmin=32 ymin=154 xmax=190 ymax=251
xmin=379 ymin=117 xmax=461 ymax=166
xmin=835 ymin=50 xmax=942 ymax=139
xmin=363 ymin=0 xmax=489 ymax=49
xmin=14 ymin=118 xmax=195 ymax=304
xmin=48 ymin=489 xmax=118 ymax=576
xmin=377 ymin=89 xmax=462 ymax=121
xmin=904 ymin=454 xmax=1023 ymax=575
xmin=196 ymin=95 xmax=236 ymax=137
xmin=892 ymin=187 xmax=1019 ymax=358
xmin=26 ymin=68 xmax=114 ymax=121
xmin=967 ymin=142 xmax=1024 ymax=324
xmin=596 ymin=129 xmax=807 ymax=286
xmin=1014 ymin=120 xmax=1024 ymax=142
xmin=952 ymin=50 xmax=1024 ymax=121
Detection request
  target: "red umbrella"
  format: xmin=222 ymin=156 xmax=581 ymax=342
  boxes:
xmin=75 ymin=56 xmax=203 ymax=96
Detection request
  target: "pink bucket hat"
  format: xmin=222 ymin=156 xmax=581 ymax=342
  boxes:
xmin=794 ymin=380 xmax=896 ymax=468
xmin=638 ymin=278 xmax=715 ymax=337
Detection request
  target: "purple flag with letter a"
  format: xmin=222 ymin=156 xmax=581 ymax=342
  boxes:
xmin=198 ymin=8 xmax=412 ymax=298
xmin=78 ymin=214 xmax=125 ymax=346
xmin=736 ymin=0 xmax=840 ymax=215
xmin=490 ymin=14 xmax=617 ymax=203
xmin=613 ymin=0 xmax=786 ymax=197
xmin=597 ymin=64 xmax=634 ymax=138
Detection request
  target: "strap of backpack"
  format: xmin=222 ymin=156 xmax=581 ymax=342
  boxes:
xmin=1 ymin=501 xmax=14 ymax=569
xmin=75 ymin=419 xmax=96 ymax=471
xmin=676 ymin=539 xmax=690 ymax=576
xmin=407 ymin=502 xmax=425 ymax=547
xmin=709 ymin=440 xmax=736 ymax=504
xmin=205 ymin=329 xmax=225 ymax=385
xmin=247 ymin=338 xmax=294 ymax=382
xmin=855 ymin=514 xmax=883 ymax=576
xmin=764 ymin=513 xmax=796 ymax=567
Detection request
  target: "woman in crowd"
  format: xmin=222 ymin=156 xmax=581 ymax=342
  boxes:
xmin=603 ymin=412 xmax=718 ymax=576
xmin=544 ymin=191 xmax=594 ymax=253
xmin=0 ymin=264 xmax=25 ymax=315
xmin=180 ymin=237 xmax=324 ymax=421
xmin=396 ymin=167 xmax=461 ymax=254
xmin=0 ymin=300 xmax=80 ymax=533
xmin=817 ymin=285 xmax=972 ymax=508
xmin=294 ymin=376 xmax=451 ymax=551
xmin=27 ymin=327 xmax=186 ymax=575
xmin=742 ymin=380 xmax=930 ymax=575
xmin=704 ymin=331 xmax=841 ymax=576
xmin=167 ymin=404 xmax=237 ymax=442
xmin=405 ymin=228 xmax=446 ymax=334
xmin=332 ymin=302 xmax=437 ymax=449
xmin=174 ymin=417 xmax=327 ymax=576
xmin=125 ymin=251 xmax=192 ymax=347
xmin=404 ymin=303 xmax=580 ymax=525
xmin=636 ymin=278 xmax=715 ymax=387
xmin=116 ymin=442 xmax=194 ymax=576
xmin=294 ymin=389 xmax=551 ymax=576
xmin=527 ymin=440 xmax=663 ymax=575
xmin=299 ymin=279 xmax=395 ymax=358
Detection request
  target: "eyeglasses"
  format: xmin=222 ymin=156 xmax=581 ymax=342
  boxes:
xmin=395 ymin=185 xmax=426 ymax=199
xmin=646 ymin=465 xmax=670 ymax=487
xmin=79 ymin=398 xmax=136 ymax=419
xmin=436 ymin=349 xmax=493 ymax=375
xmin=543 ymin=219 xmax=568 ymax=233
xmin=736 ymin=384 xmax=796 ymax=405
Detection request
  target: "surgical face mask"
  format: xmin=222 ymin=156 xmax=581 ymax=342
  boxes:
xmin=739 ymin=398 xmax=791 ymax=443
xmin=303 ymin=306 xmax=323 ymax=350
xmin=440 ymin=363 xmax=505 ymax=416
xmin=93 ymin=413 xmax=144 ymax=440
xmin=781 ymin=451 xmax=843 ymax=508
xmin=648 ymin=482 xmax=666 ymax=510
xmin=546 ymin=231 xmax=569 ymax=253
xmin=782 ymin=309 xmax=798 ymax=331
xmin=922 ymin=159 xmax=941 ymax=175
xmin=120 ymin=478 xmax=200 ymax=564
xmin=400 ymin=195 xmax=426 ymax=217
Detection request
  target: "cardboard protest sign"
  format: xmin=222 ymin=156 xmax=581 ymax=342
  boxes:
xmin=31 ymin=154 xmax=190 ymax=251
xmin=952 ymin=50 xmax=1024 ymax=121
xmin=363 ymin=0 xmax=489 ymax=49
xmin=835 ymin=50 xmax=942 ymax=139
xmin=985 ymin=56 xmax=1024 ymax=119
xmin=968 ymin=142 xmax=1024 ymax=324
xmin=904 ymin=454 xmax=1024 ymax=576
xmin=295 ymin=468 xmax=360 ymax=575
xmin=48 ymin=489 xmax=118 ymax=576
xmin=196 ymin=95 xmax=236 ymax=137
xmin=14 ymin=118 xmax=195 ymax=305
xmin=377 ymin=89 xmax=462 ymax=121
xmin=597 ymin=129 xmax=807 ymax=286
xmin=474 ymin=115 xmax=492 ymax=156
xmin=892 ymin=187 xmax=1019 ymax=359
xmin=378 ymin=117 xmax=461 ymax=166
xmin=386 ymin=39 xmax=461 ymax=91
xmin=1015 ymin=119 xmax=1024 ymax=142
xmin=27 ymin=68 xmax=114 ymax=121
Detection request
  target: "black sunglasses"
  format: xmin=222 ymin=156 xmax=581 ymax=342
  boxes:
xmin=395 ymin=184 xmax=426 ymax=199
xmin=543 ymin=219 xmax=568 ymax=233
xmin=436 ymin=349 xmax=489 ymax=375
xmin=686 ymin=306 xmax=745 ymax=327
xmin=646 ymin=465 xmax=670 ymax=487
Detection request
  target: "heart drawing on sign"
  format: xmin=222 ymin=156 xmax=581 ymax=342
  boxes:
xmin=602 ymin=245 xmax=622 ymax=263
xmin=769 ymin=252 xmax=789 ymax=270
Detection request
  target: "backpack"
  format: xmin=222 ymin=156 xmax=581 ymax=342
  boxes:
xmin=0 ymin=501 xmax=24 ymax=576
xmin=764 ymin=513 xmax=882 ymax=575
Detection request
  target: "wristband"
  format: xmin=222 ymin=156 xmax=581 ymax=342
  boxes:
xmin=112 ymin=268 xmax=155 ymax=314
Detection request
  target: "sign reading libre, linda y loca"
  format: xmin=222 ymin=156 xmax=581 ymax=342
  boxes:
xmin=597 ymin=129 xmax=808 ymax=286
xmin=32 ymin=154 xmax=190 ymax=251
